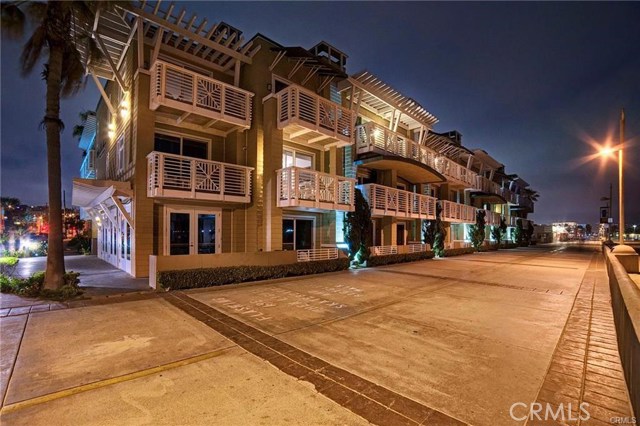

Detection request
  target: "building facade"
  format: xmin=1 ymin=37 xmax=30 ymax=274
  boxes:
xmin=72 ymin=2 xmax=536 ymax=281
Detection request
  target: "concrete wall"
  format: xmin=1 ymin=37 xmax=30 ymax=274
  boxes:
xmin=604 ymin=247 xmax=640 ymax=417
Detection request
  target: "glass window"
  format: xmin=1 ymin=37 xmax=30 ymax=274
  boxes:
xmin=295 ymin=152 xmax=313 ymax=169
xmin=169 ymin=213 xmax=190 ymax=255
xmin=282 ymin=219 xmax=294 ymax=251
xmin=282 ymin=218 xmax=314 ymax=250
xmin=116 ymin=136 xmax=125 ymax=173
xmin=197 ymin=214 xmax=216 ymax=254
xmin=154 ymin=134 xmax=181 ymax=155
xmin=183 ymin=139 xmax=208 ymax=159
xmin=295 ymin=219 xmax=313 ymax=250
xmin=283 ymin=149 xmax=313 ymax=169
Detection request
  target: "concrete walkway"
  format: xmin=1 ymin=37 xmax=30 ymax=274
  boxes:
xmin=0 ymin=245 xmax=633 ymax=425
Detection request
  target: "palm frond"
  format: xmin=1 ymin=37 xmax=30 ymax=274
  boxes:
xmin=1 ymin=3 xmax=26 ymax=40
xmin=20 ymin=24 xmax=47 ymax=75
xmin=60 ymin=46 xmax=86 ymax=97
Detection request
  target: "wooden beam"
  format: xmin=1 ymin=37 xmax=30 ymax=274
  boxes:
xmin=111 ymin=196 xmax=133 ymax=229
xmin=127 ymin=6 xmax=253 ymax=64
xmin=176 ymin=111 xmax=191 ymax=124
xmin=99 ymin=203 xmax=117 ymax=228
xmin=116 ymin=18 xmax=138 ymax=71
xmin=233 ymin=60 xmax=241 ymax=86
xmin=95 ymin=34 xmax=128 ymax=92
xmin=136 ymin=17 xmax=145 ymax=70
xmin=289 ymin=128 xmax=313 ymax=139
xmin=150 ymin=29 xmax=163 ymax=65
xmin=308 ymin=135 xmax=329 ymax=144
xmin=90 ymin=72 xmax=116 ymax=114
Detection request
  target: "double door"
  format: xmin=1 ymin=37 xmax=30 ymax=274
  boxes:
xmin=166 ymin=207 xmax=221 ymax=255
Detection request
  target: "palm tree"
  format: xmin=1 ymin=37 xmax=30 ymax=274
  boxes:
xmin=1 ymin=2 xmax=118 ymax=289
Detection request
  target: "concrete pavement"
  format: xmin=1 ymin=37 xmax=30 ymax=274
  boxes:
xmin=0 ymin=245 xmax=633 ymax=425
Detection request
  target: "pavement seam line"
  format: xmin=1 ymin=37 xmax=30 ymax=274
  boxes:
xmin=0 ymin=347 xmax=233 ymax=416
xmin=166 ymin=292 xmax=467 ymax=426
xmin=577 ymin=276 xmax=596 ymax=426
xmin=1 ymin=313 xmax=30 ymax=409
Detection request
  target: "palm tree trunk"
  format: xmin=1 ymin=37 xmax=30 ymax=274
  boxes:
xmin=44 ymin=44 xmax=66 ymax=290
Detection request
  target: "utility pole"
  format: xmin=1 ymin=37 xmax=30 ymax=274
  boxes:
xmin=618 ymin=109 xmax=625 ymax=244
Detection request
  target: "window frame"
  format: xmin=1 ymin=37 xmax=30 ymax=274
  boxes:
xmin=282 ymin=146 xmax=315 ymax=170
xmin=154 ymin=131 xmax=211 ymax=160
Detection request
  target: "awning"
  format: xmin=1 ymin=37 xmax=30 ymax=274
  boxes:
xmin=72 ymin=179 xmax=134 ymax=229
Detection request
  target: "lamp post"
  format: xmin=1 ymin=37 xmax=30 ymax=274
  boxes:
xmin=598 ymin=109 xmax=626 ymax=245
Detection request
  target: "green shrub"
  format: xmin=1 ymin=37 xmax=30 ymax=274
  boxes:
xmin=0 ymin=256 xmax=19 ymax=276
xmin=367 ymin=251 xmax=435 ymax=267
xmin=0 ymin=270 xmax=82 ymax=300
xmin=443 ymin=247 xmax=476 ymax=257
xmin=159 ymin=258 xmax=350 ymax=290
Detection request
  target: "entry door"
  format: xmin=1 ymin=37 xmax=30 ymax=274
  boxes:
xmin=117 ymin=217 xmax=132 ymax=274
xmin=282 ymin=217 xmax=314 ymax=251
xmin=166 ymin=208 xmax=221 ymax=255
xmin=397 ymin=222 xmax=406 ymax=246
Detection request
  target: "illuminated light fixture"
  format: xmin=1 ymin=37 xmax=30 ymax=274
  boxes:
xmin=108 ymin=121 xmax=116 ymax=139
xmin=120 ymin=98 xmax=130 ymax=119
xmin=95 ymin=216 xmax=101 ymax=221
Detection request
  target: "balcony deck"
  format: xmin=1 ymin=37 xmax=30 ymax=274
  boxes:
xmin=439 ymin=200 xmax=477 ymax=224
xmin=358 ymin=184 xmax=437 ymax=220
xmin=277 ymin=167 xmax=355 ymax=212
xmin=150 ymin=60 xmax=254 ymax=135
xmin=277 ymin=86 xmax=354 ymax=150
xmin=355 ymin=122 xmax=477 ymax=187
xmin=147 ymin=152 xmax=253 ymax=203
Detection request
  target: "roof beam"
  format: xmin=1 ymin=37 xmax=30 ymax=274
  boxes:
xmin=90 ymin=72 xmax=116 ymax=115
xmin=95 ymin=34 xmax=128 ymax=92
xmin=127 ymin=5 xmax=253 ymax=64
xmin=111 ymin=196 xmax=133 ymax=229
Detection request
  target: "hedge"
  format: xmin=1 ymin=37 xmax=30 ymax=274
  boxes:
xmin=443 ymin=247 xmax=476 ymax=256
xmin=158 ymin=257 xmax=350 ymax=290
xmin=367 ymin=251 xmax=435 ymax=267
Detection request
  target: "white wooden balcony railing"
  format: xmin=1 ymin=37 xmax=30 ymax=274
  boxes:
xmin=407 ymin=243 xmax=429 ymax=253
xmin=147 ymin=152 xmax=253 ymax=203
xmin=475 ymin=176 xmax=501 ymax=196
xmin=484 ymin=210 xmax=502 ymax=226
xmin=150 ymin=60 xmax=254 ymax=129
xmin=439 ymin=200 xmax=477 ymax=224
xmin=358 ymin=184 xmax=437 ymax=220
xmin=296 ymin=248 xmax=339 ymax=262
xmin=370 ymin=245 xmax=398 ymax=256
xmin=277 ymin=85 xmax=354 ymax=147
xmin=355 ymin=122 xmax=478 ymax=187
xmin=501 ymin=188 xmax=518 ymax=204
xmin=277 ymin=167 xmax=355 ymax=212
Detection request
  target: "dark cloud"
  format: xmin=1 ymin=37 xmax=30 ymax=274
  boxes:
xmin=1 ymin=1 xmax=639 ymax=225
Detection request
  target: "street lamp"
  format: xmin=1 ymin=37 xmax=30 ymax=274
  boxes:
xmin=597 ymin=109 xmax=626 ymax=245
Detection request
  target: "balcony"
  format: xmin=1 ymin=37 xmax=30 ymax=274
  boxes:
xmin=358 ymin=184 xmax=437 ymax=220
xmin=276 ymin=167 xmax=355 ymax=212
xmin=501 ymin=188 xmax=518 ymax=204
xmin=484 ymin=210 xmax=502 ymax=226
xmin=147 ymin=152 xmax=253 ymax=203
xmin=474 ymin=176 xmax=501 ymax=195
xmin=355 ymin=122 xmax=477 ymax=186
xmin=150 ymin=60 xmax=254 ymax=133
xmin=439 ymin=200 xmax=477 ymax=224
xmin=277 ymin=86 xmax=354 ymax=149
xmin=80 ymin=149 xmax=96 ymax=179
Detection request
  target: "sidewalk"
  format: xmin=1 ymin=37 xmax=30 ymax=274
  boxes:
xmin=529 ymin=253 xmax=634 ymax=425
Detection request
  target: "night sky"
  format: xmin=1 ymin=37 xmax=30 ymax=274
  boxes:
xmin=1 ymin=2 xmax=639 ymax=226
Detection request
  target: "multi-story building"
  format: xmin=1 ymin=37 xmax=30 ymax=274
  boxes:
xmin=72 ymin=2 xmax=536 ymax=280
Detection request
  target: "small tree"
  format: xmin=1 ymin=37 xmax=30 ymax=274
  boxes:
xmin=513 ymin=219 xmax=524 ymax=245
xmin=491 ymin=217 xmax=508 ymax=248
xmin=468 ymin=210 xmax=486 ymax=252
xmin=433 ymin=203 xmax=446 ymax=258
xmin=422 ymin=219 xmax=436 ymax=247
xmin=524 ymin=222 xmax=535 ymax=245
xmin=344 ymin=189 xmax=371 ymax=265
